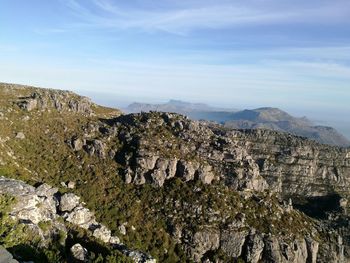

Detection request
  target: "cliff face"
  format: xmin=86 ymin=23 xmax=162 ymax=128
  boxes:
xmin=90 ymin=112 xmax=350 ymax=198
xmin=0 ymin=83 xmax=349 ymax=263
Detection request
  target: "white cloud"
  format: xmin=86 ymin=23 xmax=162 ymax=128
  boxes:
xmin=61 ymin=0 xmax=350 ymax=34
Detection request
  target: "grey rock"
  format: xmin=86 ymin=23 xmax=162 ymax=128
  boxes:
xmin=305 ymin=238 xmax=319 ymax=263
xmin=88 ymin=139 xmax=106 ymax=158
xmin=92 ymin=225 xmax=112 ymax=243
xmin=189 ymin=229 xmax=220 ymax=262
xmin=263 ymin=236 xmax=283 ymax=263
xmin=220 ymin=229 xmax=248 ymax=258
xmin=15 ymin=132 xmax=25 ymax=140
xmin=119 ymin=224 xmax=127 ymax=235
xmin=59 ymin=193 xmax=80 ymax=212
xmin=124 ymin=168 xmax=133 ymax=184
xmin=64 ymin=206 xmax=96 ymax=229
xmin=70 ymin=243 xmax=88 ymax=262
xmin=17 ymin=90 xmax=93 ymax=114
xmin=109 ymin=236 xmax=121 ymax=245
xmin=36 ymin=183 xmax=58 ymax=197
xmin=197 ymin=165 xmax=215 ymax=184
xmin=177 ymin=160 xmax=199 ymax=181
xmin=0 ymin=176 xmax=35 ymax=196
xmin=245 ymin=233 xmax=264 ymax=263
xmin=18 ymin=98 xmax=37 ymax=111
xmin=72 ymin=138 xmax=83 ymax=151
xmin=123 ymin=250 xmax=157 ymax=263
xmin=67 ymin=181 xmax=76 ymax=189
xmin=68 ymin=97 xmax=92 ymax=114
xmin=0 ymin=246 xmax=19 ymax=263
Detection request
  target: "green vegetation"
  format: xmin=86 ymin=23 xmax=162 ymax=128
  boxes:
xmin=0 ymin=194 xmax=62 ymax=262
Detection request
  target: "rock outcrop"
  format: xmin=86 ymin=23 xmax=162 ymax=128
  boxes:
xmin=17 ymin=89 xmax=93 ymax=115
xmin=0 ymin=176 xmax=155 ymax=263
xmin=70 ymin=243 xmax=89 ymax=262
xmin=85 ymin=112 xmax=349 ymax=198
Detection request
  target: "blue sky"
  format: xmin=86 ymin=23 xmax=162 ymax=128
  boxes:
xmin=0 ymin=0 xmax=350 ymax=136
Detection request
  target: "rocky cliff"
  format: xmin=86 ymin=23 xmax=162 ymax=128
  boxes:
xmin=0 ymin=83 xmax=349 ymax=263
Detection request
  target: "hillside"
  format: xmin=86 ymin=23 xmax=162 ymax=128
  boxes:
xmin=0 ymin=83 xmax=350 ymax=262
xmin=125 ymin=102 xmax=350 ymax=147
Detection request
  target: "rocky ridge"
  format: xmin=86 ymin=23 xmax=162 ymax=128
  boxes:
xmin=72 ymin=112 xmax=350 ymax=198
xmin=126 ymin=101 xmax=350 ymax=147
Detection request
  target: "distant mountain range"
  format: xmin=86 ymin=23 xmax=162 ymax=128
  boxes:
xmin=125 ymin=100 xmax=350 ymax=147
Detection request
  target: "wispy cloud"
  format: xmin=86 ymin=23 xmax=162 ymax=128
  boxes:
xmin=61 ymin=0 xmax=350 ymax=34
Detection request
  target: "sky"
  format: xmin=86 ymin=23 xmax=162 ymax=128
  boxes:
xmin=0 ymin=0 xmax=350 ymax=137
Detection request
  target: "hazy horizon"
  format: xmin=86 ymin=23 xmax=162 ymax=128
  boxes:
xmin=75 ymin=89 xmax=350 ymax=140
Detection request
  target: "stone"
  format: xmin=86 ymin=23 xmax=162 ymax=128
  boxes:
xmin=36 ymin=183 xmax=58 ymax=197
xmin=91 ymin=139 xmax=106 ymax=158
xmin=220 ymin=230 xmax=248 ymax=258
xmin=124 ymin=169 xmax=133 ymax=184
xmin=0 ymin=246 xmax=19 ymax=263
xmin=15 ymin=132 xmax=25 ymax=140
xmin=109 ymin=236 xmax=121 ymax=245
xmin=150 ymin=169 xmax=167 ymax=187
xmin=68 ymin=97 xmax=92 ymax=114
xmin=306 ymin=238 xmax=319 ymax=263
xmin=10 ymin=186 xmax=58 ymax=224
xmin=92 ymin=225 xmax=112 ymax=243
xmin=12 ymin=197 xmax=52 ymax=224
xmin=292 ymin=239 xmax=308 ymax=263
xmin=263 ymin=236 xmax=283 ymax=262
xmin=119 ymin=224 xmax=127 ymax=235
xmin=136 ymin=156 xmax=158 ymax=171
xmin=197 ymin=165 xmax=215 ymax=184
xmin=70 ymin=243 xmax=88 ymax=262
xmin=0 ymin=176 xmax=35 ymax=196
xmin=245 ymin=233 xmax=264 ymax=263
xmin=65 ymin=206 xmax=96 ymax=229
xmin=19 ymin=98 xmax=37 ymax=111
xmin=67 ymin=181 xmax=76 ymax=189
xmin=124 ymin=250 xmax=157 ymax=263
xmin=72 ymin=138 xmax=83 ymax=151
xmin=190 ymin=229 xmax=220 ymax=262
xmin=177 ymin=160 xmax=199 ymax=181
xmin=59 ymin=193 xmax=80 ymax=212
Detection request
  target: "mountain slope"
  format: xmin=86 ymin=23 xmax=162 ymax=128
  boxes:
xmin=126 ymin=102 xmax=350 ymax=147
xmin=224 ymin=107 xmax=350 ymax=147
xmin=0 ymin=83 xmax=350 ymax=262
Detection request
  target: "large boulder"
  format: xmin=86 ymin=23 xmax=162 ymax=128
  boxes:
xmin=70 ymin=243 xmax=88 ymax=262
xmin=64 ymin=206 xmax=96 ymax=229
xmin=245 ymin=233 xmax=264 ymax=263
xmin=0 ymin=246 xmax=19 ymax=263
xmin=59 ymin=193 xmax=80 ymax=212
xmin=92 ymin=225 xmax=112 ymax=243
xmin=220 ymin=229 xmax=248 ymax=259
xmin=189 ymin=229 xmax=220 ymax=262
xmin=176 ymin=160 xmax=199 ymax=181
